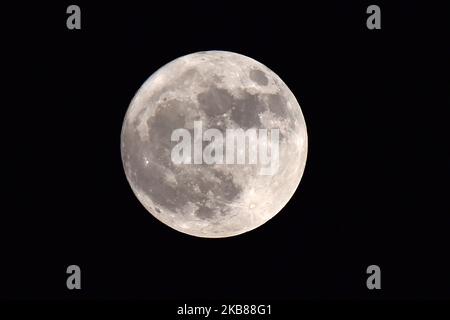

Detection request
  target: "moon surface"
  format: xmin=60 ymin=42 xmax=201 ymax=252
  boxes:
xmin=121 ymin=51 xmax=307 ymax=238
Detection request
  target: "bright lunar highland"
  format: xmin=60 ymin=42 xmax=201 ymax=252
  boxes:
xmin=121 ymin=51 xmax=307 ymax=238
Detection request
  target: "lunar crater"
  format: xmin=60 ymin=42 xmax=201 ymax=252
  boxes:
xmin=249 ymin=69 xmax=269 ymax=86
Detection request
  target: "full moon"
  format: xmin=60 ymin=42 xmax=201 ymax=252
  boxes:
xmin=121 ymin=51 xmax=307 ymax=238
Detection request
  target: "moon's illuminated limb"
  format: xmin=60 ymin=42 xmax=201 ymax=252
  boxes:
xmin=121 ymin=51 xmax=308 ymax=238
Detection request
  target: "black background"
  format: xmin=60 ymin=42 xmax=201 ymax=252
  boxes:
xmin=3 ymin=0 xmax=449 ymax=304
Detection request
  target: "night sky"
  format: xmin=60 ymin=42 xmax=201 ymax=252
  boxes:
xmin=2 ymin=0 xmax=449 ymax=306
